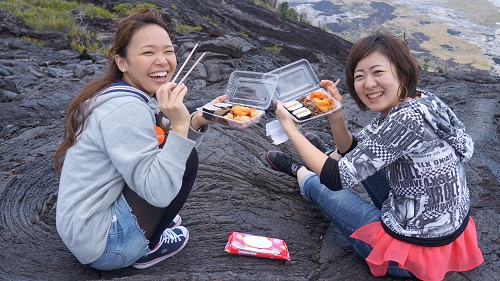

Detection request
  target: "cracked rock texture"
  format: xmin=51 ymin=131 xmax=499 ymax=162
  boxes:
xmin=0 ymin=0 xmax=498 ymax=280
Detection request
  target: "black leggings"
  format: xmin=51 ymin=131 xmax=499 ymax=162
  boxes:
xmin=123 ymin=148 xmax=198 ymax=249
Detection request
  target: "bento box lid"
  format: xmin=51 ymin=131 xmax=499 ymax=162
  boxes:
xmin=269 ymin=59 xmax=320 ymax=103
xmin=225 ymin=71 xmax=279 ymax=110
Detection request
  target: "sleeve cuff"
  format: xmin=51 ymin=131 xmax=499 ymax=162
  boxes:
xmin=189 ymin=112 xmax=208 ymax=133
xmin=338 ymin=135 xmax=358 ymax=156
xmin=319 ymin=157 xmax=343 ymax=191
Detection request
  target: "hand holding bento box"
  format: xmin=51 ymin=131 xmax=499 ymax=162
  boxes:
xmin=320 ymin=79 xmax=343 ymax=107
xmin=276 ymin=78 xmax=342 ymax=130
xmin=190 ymin=95 xmax=230 ymax=130
xmin=198 ymin=59 xmax=342 ymax=129
xmin=197 ymin=71 xmax=278 ymax=129
xmin=269 ymin=59 xmax=341 ymax=124
xmin=201 ymin=102 xmax=264 ymax=129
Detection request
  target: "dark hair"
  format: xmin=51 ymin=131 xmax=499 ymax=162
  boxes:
xmin=345 ymin=30 xmax=420 ymax=111
xmin=54 ymin=8 xmax=170 ymax=171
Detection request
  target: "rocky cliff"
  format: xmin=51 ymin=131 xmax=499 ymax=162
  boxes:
xmin=0 ymin=0 xmax=498 ymax=280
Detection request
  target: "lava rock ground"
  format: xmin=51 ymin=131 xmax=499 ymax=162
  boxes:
xmin=0 ymin=1 xmax=498 ymax=280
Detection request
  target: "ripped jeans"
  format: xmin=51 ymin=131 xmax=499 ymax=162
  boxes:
xmin=89 ymin=193 xmax=149 ymax=270
xmin=90 ymin=148 xmax=199 ymax=270
xmin=299 ymin=171 xmax=415 ymax=278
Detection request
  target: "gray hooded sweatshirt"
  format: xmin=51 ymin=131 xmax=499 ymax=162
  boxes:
xmin=56 ymin=82 xmax=205 ymax=264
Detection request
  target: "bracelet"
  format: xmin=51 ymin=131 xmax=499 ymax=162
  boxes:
xmin=190 ymin=113 xmax=208 ymax=132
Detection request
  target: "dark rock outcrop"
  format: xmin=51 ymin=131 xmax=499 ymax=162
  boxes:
xmin=0 ymin=0 xmax=498 ymax=280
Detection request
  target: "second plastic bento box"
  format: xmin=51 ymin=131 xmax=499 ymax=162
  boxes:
xmin=269 ymin=59 xmax=341 ymax=123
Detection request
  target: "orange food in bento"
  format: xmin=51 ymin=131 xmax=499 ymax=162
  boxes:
xmin=308 ymin=91 xmax=336 ymax=112
xmin=226 ymin=105 xmax=258 ymax=121
xmin=309 ymin=91 xmax=325 ymax=100
xmin=312 ymin=98 xmax=333 ymax=112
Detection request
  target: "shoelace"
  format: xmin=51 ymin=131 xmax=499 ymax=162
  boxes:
xmin=148 ymin=228 xmax=184 ymax=254
xmin=159 ymin=228 xmax=183 ymax=245
xmin=141 ymin=228 xmax=185 ymax=256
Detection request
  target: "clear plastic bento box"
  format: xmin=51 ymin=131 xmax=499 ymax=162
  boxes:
xmin=269 ymin=59 xmax=341 ymax=123
xmin=198 ymin=71 xmax=278 ymax=129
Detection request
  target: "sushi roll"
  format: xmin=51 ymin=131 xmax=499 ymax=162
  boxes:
xmin=214 ymin=106 xmax=231 ymax=116
xmin=213 ymin=102 xmax=233 ymax=109
xmin=202 ymin=104 xmax=219 ymax=121
xmin=283 ymin=100 xmax=303 ymax=112
xmin=291 ymin=107 xmax=312 ymax=120
xmin=203 ymin=104 xmax=230 ymax=120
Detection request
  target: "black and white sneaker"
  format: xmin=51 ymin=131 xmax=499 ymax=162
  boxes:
xmin=266 ymin=150 xmax=303 ymax=177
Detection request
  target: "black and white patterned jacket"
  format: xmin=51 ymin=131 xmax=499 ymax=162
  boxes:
xmin=339 ymin=90 xmax=474 ymax=239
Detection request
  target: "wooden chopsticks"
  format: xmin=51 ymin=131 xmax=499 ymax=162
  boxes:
xmin=171 ymin=43 xmax=205 ymax=84
xmin=177 ymin=52 xmax=206 ymax=85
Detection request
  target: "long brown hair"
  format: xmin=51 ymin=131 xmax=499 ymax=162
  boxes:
xmin=345 ymin=30 xmax=420 ymax=111
xmin=54 ymin=8 xmax=170 ymax=172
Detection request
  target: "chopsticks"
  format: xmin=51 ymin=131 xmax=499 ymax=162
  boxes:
xmin=171 ymin=43 xmax=205 ymax=84
xmin=177 ymin=52 xmax=206 ymax=85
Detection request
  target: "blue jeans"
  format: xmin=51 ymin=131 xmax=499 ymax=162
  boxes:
xmin=299 ymin=171 xmax=414 ymax=278
xmin=89 ymin=194 xmax=149 ymax=270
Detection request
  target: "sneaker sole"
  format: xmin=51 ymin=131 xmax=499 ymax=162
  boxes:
xmin=131 ymin=231 xmax=189 ymax=269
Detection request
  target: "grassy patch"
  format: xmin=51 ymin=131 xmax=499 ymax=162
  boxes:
xmin=176 ymin=24 xmax=203 ymax=34
xmin=265 ymin=45 xmax=282 ymax=54
xmin=21 ymin=36 xmax=44 ymax=47
xmin=0 ymin=0 xmax=113 ymax=54
xmin=253 ymin=0 xmax=277 ymax=12
xmin=0 ymin=0 xmax=158 ymax=55
xmin=204 ymin=15 xmax=218 ymax=27
xmin=0 ymin=0 xmax=113 ymax=31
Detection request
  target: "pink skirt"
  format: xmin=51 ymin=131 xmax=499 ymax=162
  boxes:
xmin=350 ymin=217 xmax=483 ymax=281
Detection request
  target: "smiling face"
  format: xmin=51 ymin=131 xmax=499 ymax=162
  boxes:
xmin=353 ymin=51 xmax=403 ymax=116
xmin=115 ymin=24 xmax=176 ymax=96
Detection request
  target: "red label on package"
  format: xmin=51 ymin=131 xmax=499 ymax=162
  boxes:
xmin=225 ymin=232 xmax=291 ymax=261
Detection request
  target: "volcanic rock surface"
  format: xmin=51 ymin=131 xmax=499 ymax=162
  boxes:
xmin=0 ymin=0 xmax=498 ymax=280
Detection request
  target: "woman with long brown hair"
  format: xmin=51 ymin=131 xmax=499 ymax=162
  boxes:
xmin=54 ymin=8 xmax=225 ymax=270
